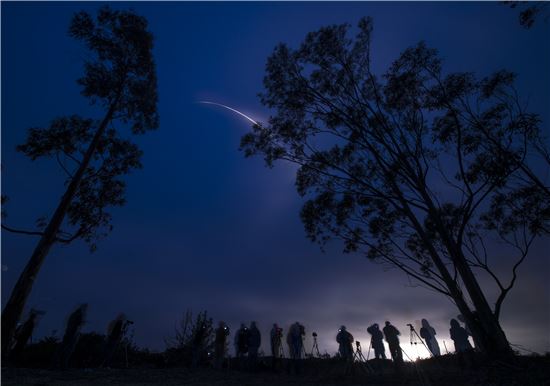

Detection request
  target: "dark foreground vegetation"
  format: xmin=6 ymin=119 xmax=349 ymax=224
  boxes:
xmin=3 ymin=354 xmax=550 ymax=386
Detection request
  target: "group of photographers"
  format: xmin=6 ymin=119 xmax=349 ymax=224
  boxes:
xmin=363 ymin=318 xmax=473 ymax=365
xmin=215 ymin=320 xmax=306 ymax=371
xmin=211 ymin=316 xmax=474 ymax=370
xmin=11 ymin=306 xmax=474 ymax=370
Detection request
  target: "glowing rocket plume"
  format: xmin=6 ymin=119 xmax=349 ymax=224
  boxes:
xmin=198 ymin=101 xmax=258 ymax=125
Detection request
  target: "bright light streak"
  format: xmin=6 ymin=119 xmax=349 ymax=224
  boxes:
xmin=198 ymin=100 xmax=258 ymax=125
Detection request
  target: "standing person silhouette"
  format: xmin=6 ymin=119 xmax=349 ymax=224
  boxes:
xmin=101 ymin=313 xmax=127 ymax=368
xmin=11 ymin=309 xmax=43 ymax=363
xmin=336 ymin=325 xmax=354 ymax=361
xmin=367 ymin=323 xmax=386 ymax=359
xmin=286 ymin=322 xmax=305 ymax=374
xmin=420 ymin=319 xmax=441 ymax=356
xmin=450 ymin=318 xmax=474 ymax=368
xmin=234 ymin=323 xmax=249 ymax=368
xmin=450 ymin=319 xmax=473 ymax=352
xmin=270 ymin=323 xmax=283 ymax=358
xmin=56 ymin=304 xmax=87 ymax=369
xmin=383 ymin=321 xmax=403 ymax=364
xmin=247 ymin=321 xmax=261 ymax=370
xmin=214 ymin=321 xmax=229 ymax=369
xmin=270 ymin=323 xmax=283 ymax=369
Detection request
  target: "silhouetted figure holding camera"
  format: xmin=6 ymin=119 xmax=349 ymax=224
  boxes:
xmin=383 ymin=321 xmax=403 ymax=364
xmin=102 ymin=313 xmax=131 ymax=368
xmin=367 ymin=323 xmax=386 ymax=359
xmin=287 ymin=322 xmax=305 ymax=374
xmin=420 ymin=319 xmax=441 ymax=356
xmin=235 ymin=323 xmax=249 ymax=368
xmin=214 ymin=321 xmax=229 ymax=369
xmin=56 ymin=304 xmax=87 ymax=369
xmin=270 ymin=323 xmax=283 ymax=369
xmin=336 ymin=325 xmax=354 ymax=361
xmin=270 ymin=323 xmax=283 ymax=358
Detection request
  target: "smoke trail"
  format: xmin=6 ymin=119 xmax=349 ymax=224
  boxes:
xmin=198 ymin=100 xmax=258 ymax=125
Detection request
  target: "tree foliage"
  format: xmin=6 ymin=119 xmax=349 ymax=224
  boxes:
xmin=241 ymin=17 xmax=549 ymax=357
xmin=504 ymin=1 xmax=550 ymax=28
xmin=3 ymin=6 xmax=158 ymax=250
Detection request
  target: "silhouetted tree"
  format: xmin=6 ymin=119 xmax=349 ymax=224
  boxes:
xmin=165 ymin=310 xmax=214 ymax=367
xmin=1 ymin=6 xmax=158 ymax=356
xmin=504 ymin=1 xmax=550 ymax=28
xmin=241 ymin=17 xmax=550 ymax=360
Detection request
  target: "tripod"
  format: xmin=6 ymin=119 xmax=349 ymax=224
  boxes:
xmin=278 ymin=342 xmax=285 ymax=358
xmin=311 ymin=333 xmax=321 ymax=358
xmin=366 ymin=339 xmax=372 ymax=361
xmin=351 ymin=341 xmax=373 ymax=374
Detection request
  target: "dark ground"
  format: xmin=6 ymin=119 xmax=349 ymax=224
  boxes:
xmin=2 ymin=356 xmax=550 ymax=386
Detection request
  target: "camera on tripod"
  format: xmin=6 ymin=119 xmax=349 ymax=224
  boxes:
xmin=312 ymin=332 xmax=317 ymax=337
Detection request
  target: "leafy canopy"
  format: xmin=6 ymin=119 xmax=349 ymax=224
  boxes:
xmin=14 ymin=7 xmax=159 ymax=250
xmin=241 ymin=17 xmax=549 ymax=306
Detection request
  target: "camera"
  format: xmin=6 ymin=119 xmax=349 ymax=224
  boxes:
xmin=312 ymin=332 xmax=317 ymax=337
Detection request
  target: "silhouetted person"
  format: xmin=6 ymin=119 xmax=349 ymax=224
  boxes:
xmin=270 ymin=323 xmax=283 ymax=358
xmin=101 ymin=313 xmax=127 ymax=368
xmin=191 ymin=320 xmax=208 ymax=368
xmin=450 ymin=318 xmax=472 ymax=353
xmin=287 ymin=322 xmax=305 ymax=374
xmin=336 ymin=325 xmax=354 ymax=361
xmin=214 ymin=321 xmax=229 ymax=369
xmin=11 ymin=309 xmax=43 ymax=362
xmin=235 ymin=323 xmax=249 ymax=367
xmin=420 ymin=319 xmax=441 ymax=356
xmin=270 ymin=323 xmax=283 ymax=369
xmin=450 ymin=318 xmax=473 ymax=368
xmin=366 ymin=323 xmax=386 ymax=359
xmin=57 ymin=304 xmax=87 ymax=369
xmin=247 ymin=321 xmax=261 ymax=370
xmin=383 ymin=321 xmax=403 ymax=364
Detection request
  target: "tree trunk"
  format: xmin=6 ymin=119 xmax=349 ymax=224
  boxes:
xmin=395 ymin=192 xmax=490 ymax=355
xmin=414 ymin=183 xmax=514 ymax=360
xmin=1 ymin=103 xmax=117 ymax=358
xmin=452 ymin=251 xmax=513 ymax=359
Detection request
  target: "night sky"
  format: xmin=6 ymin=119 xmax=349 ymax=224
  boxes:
xmin=2 ymin=2 xmax=549 ymax=358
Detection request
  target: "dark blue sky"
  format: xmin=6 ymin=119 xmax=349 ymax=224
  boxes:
xmin=2 ymin=2 xmax=549 ymax=356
